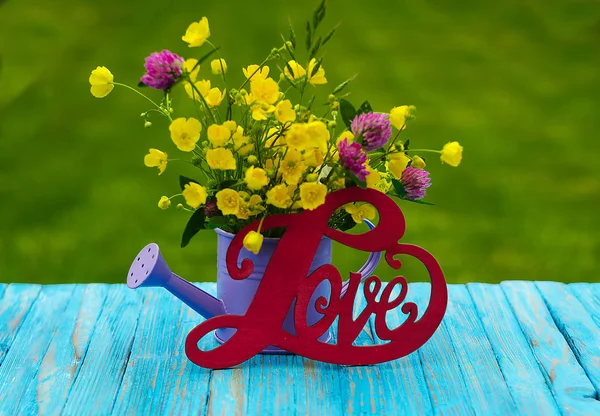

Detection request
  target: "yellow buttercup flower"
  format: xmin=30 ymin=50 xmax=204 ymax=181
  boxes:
xmin=251 ymin=103 xmax=275 ymax=121
xmin=232 ymin=126 xmax=249 ymax=150
xmin=244 ymin=166 xmax=270 ymax=190
xmin=441 ymin=141 xmax=463 ymax=167
xmin=89 ymin=66 xmax=114 ymax=98
xmin=207 ymin=123 xmax=231 ymax=147
xmin=210 ymin=58 xmax=227 ymax=74
xmin=266 ymin=184 xmax=293 ymax=208
xmin=278 ymin=149 xmax=306 ymax=185
xmin=237 ymin=143 xmax=255 ymax=156
xmin=182 ymin=182 xmax=208 ymax=209
xmin=306 ymin=121 xmax=330 ymax=152
xmin=303 ymin=148 xmax=324 ymax=167
xmin=250 ymin=77 xmax=279 ymax=105
xmin=243 ymin=231 xmax=264 ymax=254
xmin=184 ymin=79 xmax=210 ymax=101
xmin=285 ymin=123 xmax=310 ymax=151
xmin=307 ymin=58 xmax=327 ymax=85
xmin=247 ymin=194 xmax=265 ymax=214
xmin=158 ymin=196 xmax=171 ymax=210
xmin=223 ymin=120 xmax=237 ymax=132
xmin=169 ymin=118 xmax=202 ymax=152
xmin=300 ymin=182 xmax=327 ymax=210
xmin=336 ymin=131 xmax=355 ymax=145
xmin=216 ymin=188 xmax=240 ymax=215
xmin=182 ymin=17 xmax=210 ymax=47
xmin=183 ymin=59 xmax=200 ymax=82
xmin=389 ymin=105 xmax=415 ymax=130
xmin=206 ymin=148 xmax=236 ymax=170
xmin=387 ymin=150 xmax=411 ymax=178
xmin=205 ymin=87 xmax=226 ymax=107
xmin=243 ymin=64 xmax=270 ymax=80
xmin=365 ymin=165 xmax=381 ymax=189
xmin=144 ymin=149 xmax=168 ymax=175
xmin=284 ymin=60 xmax=306 ymax=80
xmin=412 ymin=155 xmax=426 ymax=169
xmin=344 ymin=203 xmax=376 ymax=223
xmin=274 ymin=100 xmax=296 ymax=124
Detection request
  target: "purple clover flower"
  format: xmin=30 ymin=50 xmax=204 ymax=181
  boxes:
xmin=204 ymin=200 xmax=220 ymax=217
xmin=400 ymin=166 xmax=431 ymax=200
xmin=140 ymin=50 xmax=184 ymax=91
xmin=338 ymin=138 xmax=369 ymax=181
xmin=350 ymin=112 xmax=392 ymax=151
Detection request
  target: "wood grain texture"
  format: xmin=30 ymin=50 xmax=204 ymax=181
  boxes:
xmin=0 ymin=285 xmax=75 ymax=415
xmin=537 ymin=282 xmax=600 ymax=395
xmin=468 ymin=283 xmax=560 ymax=415
xmin=0 ymin=284 xmax=41 ymax=366
xmin=501 ymin=281 xmax=600 ymax=415
xmin=60 ymin=285 xmax=143 ymax=415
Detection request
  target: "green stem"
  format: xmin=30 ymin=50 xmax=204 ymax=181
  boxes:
xmin=112 ymin=82 xmax=172 ymax=122
xmin=403 ymin=149 xmax=442 ymax=154
xmin=186 ymin=77 xmax=218 ymax=124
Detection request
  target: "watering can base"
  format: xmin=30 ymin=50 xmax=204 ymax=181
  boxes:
xmin=213 ymin=331 xmax=332 ymax=355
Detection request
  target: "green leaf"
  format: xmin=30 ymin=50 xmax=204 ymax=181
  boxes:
xmin=218 ymin=179 xmax=238 ymax=190
xmin=339 ymin=98 xmax=357 ymax=129
xmin=332 ymin=74 xmax=357 ymax=95
xmin=181 ymin=209 xmax=207 ymax=248
xmin=309 ymin=36 xmax=322 ymax=60
xmin=357 ymin=100 xmax=373 ymax=115
xmin=191 ymin=46 xmax=222 ymax=73
xmin=391 ymin=178 xmax=406 ymax=197
xmin=179 ymin=175 xmax=200 ymax=191
xmin=402 ymin=198 xmax=436 ymax=206
xmin=312 ymin=0 xmax=327 ymax=30
xmin=289 ymin=27 xmax=297 ymax=50
xmin=305 ymin=21 xmax=312 ymax=51
xmin=349 ymin=174 xmax=367 ymax=189
xmin=337 ymin=212 xmax=356 ymax=232
xmin=137 ymin=81 xmax=148 ymax=88
xmin=284 ymin=40 xmax=296 ymax=60
xmin=310 ymin=57 xmax=324 ymax=77
xmin=404 ymin=139 xmax=410 ymax=150
xmin=322 ymin=23 xmax=339 ymax=46
xmin=207 ymin=216 xmax=228 ymax=230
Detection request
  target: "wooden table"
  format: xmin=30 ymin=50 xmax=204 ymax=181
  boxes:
xmin=0 ymin=282 xmax=599 ymax=415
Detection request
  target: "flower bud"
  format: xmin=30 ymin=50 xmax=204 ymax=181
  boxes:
xmin=328 ymin=94 xmax=336 ymax=103
xmin=331 ymin=110 xmax=338 ymax=117
xmin=411 ymin=155 xmax=426 ymax=169
xmin=176 ymin=203 xmax=184 ymax=211
xmin=158 ymin=196 xmax=171 ymax=210
xmin=191 ymin=155 xmax=203 ymax=167
xmin=144 ymin=121 xmax=152 ymax=129
xmin=243 ymin=231 xmax=264 ymax=255
xmin=279 ymin=73 xmax=286 ymax=81
xmin=247 ymin=155 xmax=258 ymax=165
xmin=327 ymin=121 xmax=337 ymax=129
xmin=306 ymin=173 xmax=319 ymax=182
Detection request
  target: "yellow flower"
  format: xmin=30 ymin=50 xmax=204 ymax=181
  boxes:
xmin=184 ymin=79 xmax=210 ymax=101
xmin=336 ymin=131 xmax=355 ymax=146
xmin=284 ymin=60 xmax=306 ymax=80
xmin=251 ymin=103 xmax=275 ymax=121
xmin=306 ymin=121 xmax=330 ymax=152
xmin=207 ymin=148 xmax=236 ymax=170
xmin=244 ymin=167 xmax=270 ymax=190
xmin=169 ymin=118 xmax=202 ymax=152
xmin=266 ymin=184 xmax=293 ymax=208
xmin=183 ymin=59 xmax=200 ymax=82
xmin=205 ymin=87 xmax=226 ymax=107
xmin=182 ymin=17 xmax=210 ymax=47
xmin=243 ymin=64 xmax=270 ymax=80
xmin=265 ymin=127 xmax=283 ymax=148
xmin=144 ymin=149 xmax=168 ymax=175
xmin=232 ymin=126 xmax=249 ymax=149
xmin=248 ymin=194 xmax=265 ymax=214
xmin=412 ymin=155 xmax=426 ymax=169
xmin=89 ymin=66 xmax=114 ymax=98
xmin=207 ymin=123 xmax=231 ymax=147
xmin=210 ymin=58 xmax=227 ymax=74
xmin=158 ymin=196 xmax=171 ymax=210
xmin=307 ymin=58 xmax=327 ymax=85
xmin=285 ymin=123 xmax=310 ymax=151
xmin=216 ymin=188 xmax=240 ymax=215
xmin=278 ymin=149 xmax=306 ymax=185
xmin=238 ymin=143 xmax=255 ymax=156
xmin=299 ymin=182 xmax=327 ymax=210
xmin=303 ymin=148 xmax=324 ymax=167
xmin=365 ymin=165 xmax=381 ymax=189
xmin=441 ymin=142 xmax=463 ymax=166
xmin=223 ymin=120 xmax=237 ymax=132
xmin=243 ymin=231 xmax=264 ymax=254
xmin=182 ymin=182 xmax=208 ymax=209
xmin=374 ymin=172 xmax=392 ymax=193
xmin=344 ymin=203 xmax=376 ymax=223
xmin=389 ymin=105 xmax=415 ymax=130
xmin=250 ymin=77 xmax=279 ymax=105
xmin=274 ymin=100 xmax=296 ymax=124
xmin=387 ymin=151 xmax=411 ymax=178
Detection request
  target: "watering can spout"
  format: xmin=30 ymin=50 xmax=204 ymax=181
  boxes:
xmin=126 ymin=243 xmax=226 ymax=319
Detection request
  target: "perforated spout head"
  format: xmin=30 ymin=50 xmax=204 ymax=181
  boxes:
xmin=127 ymin=243 xmax=172 ymax=289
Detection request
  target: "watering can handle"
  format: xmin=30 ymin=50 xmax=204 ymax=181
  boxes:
xmin=341 ymin=219 xmax=381 ymax=292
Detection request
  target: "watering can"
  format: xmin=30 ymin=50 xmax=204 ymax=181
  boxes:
xmin=126 ymin=221 xmax=381 ymax=353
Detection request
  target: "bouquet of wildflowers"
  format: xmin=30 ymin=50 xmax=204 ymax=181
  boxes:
xmin=89 ymin=2 xmax=463 ymax=254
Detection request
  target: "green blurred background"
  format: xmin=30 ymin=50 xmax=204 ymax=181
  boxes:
xmin=1 ymin=0 xmax=599 ymax=285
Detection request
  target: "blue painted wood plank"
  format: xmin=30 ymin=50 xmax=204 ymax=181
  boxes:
xmin=29 ymin=284 xmax=109 ymax=415
xmin=0 ymin=284 xmax=7 ymax=300
xmin=501 ymin=281 xmax=600 ymax=415
xmin=468 ymin=283 xmax=560 ymax=416
xmin=410 ymin=283 xmax=475 ymax=415
xmin=439 ymin=285 xmax=517 ymax=415
xmin=537 ymin=281 xmax=600 ymax=395
xmin=113 ymin=284 xmax=213 ymax=415
xmin=570 ymin=283 xmax=600 ymax=329
xmin=61 ymin=285 xmax=143 ymax=415
xmin=0 ymin=284 xmax=75 ymax=414
xmin=0 ymin=284 xmax=41 ymax=366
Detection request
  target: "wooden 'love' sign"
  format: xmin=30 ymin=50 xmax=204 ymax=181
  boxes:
xmin=185 ymin=187 xmax=448 ymax=369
